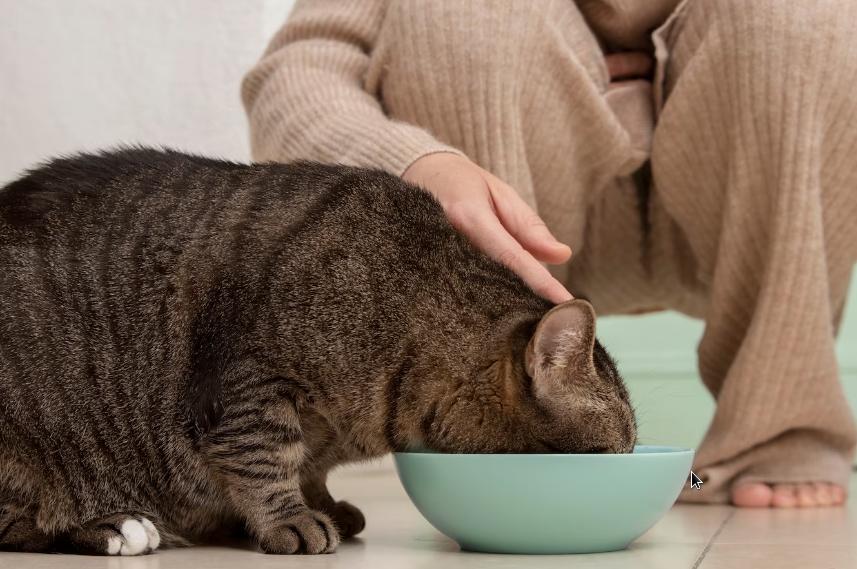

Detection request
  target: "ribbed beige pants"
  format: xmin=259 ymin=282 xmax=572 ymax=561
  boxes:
xmin=369 ymin=0 xmax=857 ymax=502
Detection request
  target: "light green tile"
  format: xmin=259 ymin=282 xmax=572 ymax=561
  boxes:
xmin=623 ymin=376 xmax=713 ymax=450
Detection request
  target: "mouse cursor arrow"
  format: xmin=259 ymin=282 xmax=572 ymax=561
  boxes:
xmin=689 ymin=471 xmax=703 ymax=490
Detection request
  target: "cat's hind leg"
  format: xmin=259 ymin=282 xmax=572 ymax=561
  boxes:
xmin=62 ymin=513 xmax=161 ymax=556
xmin=1 ymin=505 xmax=162 ymax=555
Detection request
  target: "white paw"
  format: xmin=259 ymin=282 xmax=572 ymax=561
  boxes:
xmin=106 ymin=518 xmax=160 ymax=556
xmin=140 ymin=518 xmax=161 ymax=550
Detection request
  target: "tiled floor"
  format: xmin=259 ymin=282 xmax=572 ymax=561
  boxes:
xmin=3 ymin=461 xmax=855 ymax=569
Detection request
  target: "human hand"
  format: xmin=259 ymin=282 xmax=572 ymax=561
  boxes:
xmin=402 ymin=153 xmax=572 ymax=304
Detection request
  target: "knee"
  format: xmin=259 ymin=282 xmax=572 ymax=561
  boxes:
xmin=696 ymin=0 xmax=857 ymax=69
xmin=375 ymin=1 xmax=604 ymax=88
xmin=673 ymin=0 xmax=857 ymax=114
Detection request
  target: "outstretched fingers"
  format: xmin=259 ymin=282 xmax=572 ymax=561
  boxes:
xmin=487 ymin=176 xmax=572 ymax=265
xmin=449 ymin=203 xmax=571 ymax=304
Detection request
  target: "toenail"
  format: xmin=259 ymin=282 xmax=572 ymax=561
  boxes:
xmin=772 ymin=484 xmax=798 ymax=508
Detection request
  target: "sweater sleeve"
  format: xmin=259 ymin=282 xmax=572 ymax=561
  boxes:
xmin=241 ymin=0 xmax=463 ymax=176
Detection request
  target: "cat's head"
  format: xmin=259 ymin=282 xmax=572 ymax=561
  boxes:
xmin=417 ymin=299 xmax=637 ymax=454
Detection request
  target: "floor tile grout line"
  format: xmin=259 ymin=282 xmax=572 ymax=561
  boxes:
xmin=690 ymin=509 xmax=736 ymax=569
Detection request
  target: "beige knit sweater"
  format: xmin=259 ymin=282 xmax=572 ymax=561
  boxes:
xmin=241 ymin=0 xmax=680 ymax=177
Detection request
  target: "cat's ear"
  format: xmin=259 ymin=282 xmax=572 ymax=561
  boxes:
xmin=525 ymin=299 xmax=596 ymax=377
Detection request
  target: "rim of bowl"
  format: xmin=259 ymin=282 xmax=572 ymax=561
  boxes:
xmin=394 ymin=444 xmax=694 ymax=458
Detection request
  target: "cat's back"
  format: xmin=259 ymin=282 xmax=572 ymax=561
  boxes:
xmin=0 ymin=150 xmax=234 ymax=427
xmin=0 ymin=147 xmax=253 ymax=239
xmin=0 ymin=148 xmax=242 ymax=335
xmin=0 ymin=147 xmax=419 ymax=247
xmin=0 ymin=147 xmax=445 ymax=400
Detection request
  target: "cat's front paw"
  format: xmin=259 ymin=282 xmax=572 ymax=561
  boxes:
xmin=330 ymin=500 xmax=365 ymax=539
xmin=258 ymin=510 xmax=339 ymax=554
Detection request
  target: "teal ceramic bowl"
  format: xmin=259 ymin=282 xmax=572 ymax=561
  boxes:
xmin=393 ymin=445 xmax=693 ymax=554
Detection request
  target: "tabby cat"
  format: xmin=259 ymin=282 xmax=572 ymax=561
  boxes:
xmin=0 ymin=148 xmax=636 ymax=555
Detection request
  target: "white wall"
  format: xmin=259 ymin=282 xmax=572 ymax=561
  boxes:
xmin=0 ymin=0 xmax=295 ymax=183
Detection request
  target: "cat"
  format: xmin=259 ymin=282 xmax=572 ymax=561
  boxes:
xmin=0 ymin=147 xmax=636 ymax=556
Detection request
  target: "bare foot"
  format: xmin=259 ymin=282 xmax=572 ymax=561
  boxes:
xmin=731 ymin=482 xmax=847 ymax=508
